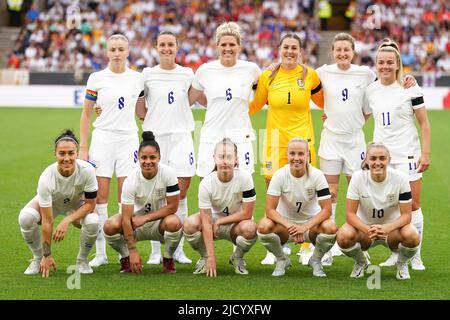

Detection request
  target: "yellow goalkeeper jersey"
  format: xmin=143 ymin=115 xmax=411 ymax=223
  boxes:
xmin=250 ymin=65 xmax=324 ymax=148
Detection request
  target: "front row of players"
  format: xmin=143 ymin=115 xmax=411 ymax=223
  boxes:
xmin=19 ymin=130 xmax=420 ymax=280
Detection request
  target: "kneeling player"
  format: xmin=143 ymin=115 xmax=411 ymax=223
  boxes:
xmin=337 ymin=142 xmax=420 ymax=280
xmin=19 ymin=129 xmax=99 ymax=277
xmin=103 ymin=132 xmax=182 ymax=274
xmin=257 ymin=137 xmax=337 ymax=277
xmin=184 ymin=138 xmax=257 ymax=277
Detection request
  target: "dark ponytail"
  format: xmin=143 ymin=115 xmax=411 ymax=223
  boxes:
xmin=54 ymin=129 xmax=79 ymax=149
xmin=139 ymin=131 xmax=160 ymax=153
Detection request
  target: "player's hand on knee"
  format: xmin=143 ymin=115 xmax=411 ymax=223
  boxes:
xmin=294 ymin=233 xmax=304 ymax=244
xmin=213 ymin=223 xmax=220 ymax=239
xmin=53 ymin=218 xmax=70 ymax=242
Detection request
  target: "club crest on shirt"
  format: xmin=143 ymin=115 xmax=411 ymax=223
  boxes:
xmin=154 ymin=188 xmax=165 ymax=199
xmin=306 ymin=187 xmax=315 ymax=200
xmin=265 ymin=161 xmax=272 ymax=170
xmin=297 ymin=79 xmax=305 ymax=89
xmin=386 ymin=193 xmax=396 ymax=203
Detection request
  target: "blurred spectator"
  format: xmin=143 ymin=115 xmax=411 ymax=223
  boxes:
xmin=8 ymin=0 xmax=321 ymax=72
xmin=351 ymin=0 xmax=449 ymax=74
xmin=25 ymin=1 xmax=40 ymax=24
xmin=7 ymin=0 xmax=24 ymax=27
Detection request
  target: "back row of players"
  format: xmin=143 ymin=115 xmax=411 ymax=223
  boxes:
xmin=19 ymin=22 xmax=430 ymax=280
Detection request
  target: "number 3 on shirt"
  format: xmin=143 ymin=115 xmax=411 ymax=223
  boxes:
xmin=226 ymin=88 xmax=232 ymax=101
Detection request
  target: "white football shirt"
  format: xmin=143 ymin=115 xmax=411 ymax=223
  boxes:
xmin=316 ymin=64 xmax=376 ymax=135
xmin=86 ymin=67 xmax=144 ymax=134
xmin=267 ymin=165 xmax=331 ymax=221
xmin=347 ymin=168 xmax=412 ymax=225
xmin=192 ymin=60 xmax=261 ymax=143
xmin=365 ymin=82 xmax=425 ymax=163
xmin=121 ymin=164 xmax=180 ymax=216
xmin=141 ymin=64 xmax=195 ymax=135
xmin=37 ymin=159 xmax=98 ymax=217
xmin=198 ymin=169 xmax=256 ymax=220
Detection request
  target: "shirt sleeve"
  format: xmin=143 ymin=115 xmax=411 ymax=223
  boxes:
xmin=267 ymin=171 xmax=283 ymax=197
xmin=249 ymin=70 xmax=269 ymax=115
xmin=398 ymin=174 xmax=412 ymax=203
xmin=37 ymin=172 xmax=53 ymax=208
xmin=363 ymin=88 xmax=372 ymax=115
xmin=85 ymin=73 xmax=98 ymax=102
xmin=408 ymin=85 xmax=425 ymax=110
xmin=186 ymin=67 xmax=195 ymax=86
xmin=310 ymin=68 xmax=324 ymax=109
xmin=191 ymin=65 xmax=204 ymax=91
xmin=84 ymin=165 xmax=98 ymax=193
xmin=346 ymin=171 xmax=362 ymax=201
xmin=252 ymin=63 xmax=262 ymax=83
xmin=137 ymin=72 xmax=144 ymax=95
xmin=120 ymin=176 xmax=136 ymax=205
xmin=198 ymin=180 xmax=212 ymax=209
xmin=241 ymin=171 xmax=256 ymax=203
xmin=165 ymin=167 xmax=180 ymax=197
xmin=315 ymin=170 xmax=331 ymax=200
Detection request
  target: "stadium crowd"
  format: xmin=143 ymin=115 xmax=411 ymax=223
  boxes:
xmin=4 ymin=1 xmax=449 ymax=75
xmin=5 ymin=0 xmax=320 ymax=72
xmin=351 ymin=0 xmax=450 ymax=74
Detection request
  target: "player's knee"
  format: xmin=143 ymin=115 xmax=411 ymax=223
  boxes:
xmin=183 ymin=215 xmax=200 ymax=234
xmin=163 ymin=214 xmax=182 ymax=232
xmin=103 ymin=219 xmax=117 ymax=236
xmin=239 ymin=220 xmax=257 ymax=239
xmin=82 ymin=213 xmax=100 ymax=235
xmin=18 ymin=207 xmax=40 ymax=230
xmin=322 ymin=219 xmax=338 ymax=234
xmin=400 ymin=226 xmax=420 ymax=247
xmin=336 ymin=226 xmax=354 ymax=248
xmin=257 ymin=218 xmax=274 ymax=234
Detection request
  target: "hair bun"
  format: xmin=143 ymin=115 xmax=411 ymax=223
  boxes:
xmin=62 ymin=129 xmax=76 ymax=138
xmin=142 ymin=131 xmax=155 ymax=141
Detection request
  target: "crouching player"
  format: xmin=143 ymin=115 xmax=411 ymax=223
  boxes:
xmin=103 ymin=131 xmax=182 ymax=274
xmin=19 ymin=129 xmax=99 ymax=277
xmin=184 ymin=138 xmax=257 ymax=277
xmin=257 ymin=137 xmax=337 ymax=277
xmin=337 ymin=142 xmax=420 ymax=280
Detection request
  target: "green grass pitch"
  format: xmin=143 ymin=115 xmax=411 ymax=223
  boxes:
xmin=0 ymin=107 xmax=449 ymax=299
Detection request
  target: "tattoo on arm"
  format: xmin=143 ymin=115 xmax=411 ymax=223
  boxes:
xmin=125 ymin=235 xmax=136 ymax=252
xmin=43 ymin=241 xmax=51 ymax=257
